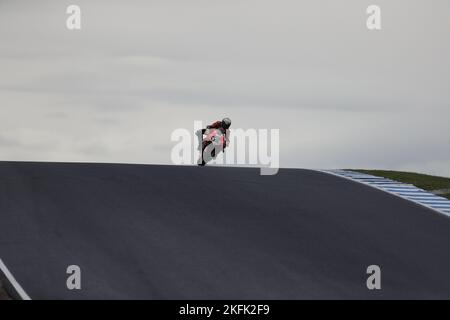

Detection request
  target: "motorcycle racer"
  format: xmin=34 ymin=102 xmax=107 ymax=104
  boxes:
xmin=197 ymin=118 xmax=232 ymax=165
xmin=202 ymin=118 xmax=231 ymax=149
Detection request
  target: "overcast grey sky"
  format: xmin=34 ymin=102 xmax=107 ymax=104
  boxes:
xmin=0 ymin=0 xmax=449 ymax=176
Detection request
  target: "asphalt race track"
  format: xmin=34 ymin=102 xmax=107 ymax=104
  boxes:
xmin=1 ymin=161 xmax=450 ymax=299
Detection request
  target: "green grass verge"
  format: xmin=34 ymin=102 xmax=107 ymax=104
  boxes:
xmin=348 ymin=169 xmax=450 ymax=200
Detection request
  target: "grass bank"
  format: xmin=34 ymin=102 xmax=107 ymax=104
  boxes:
xmin=349 ymin=170 xmax=450 ymax=200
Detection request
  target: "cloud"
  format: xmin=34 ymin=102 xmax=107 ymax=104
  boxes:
xmin=0 ymin=0 xmax=449 ymax=176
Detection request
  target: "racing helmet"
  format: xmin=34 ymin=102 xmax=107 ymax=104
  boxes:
xmin=222 ymin=117 xmax=232 ymax=129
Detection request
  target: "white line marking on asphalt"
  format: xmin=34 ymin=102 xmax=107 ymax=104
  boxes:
xmin=0 ymin=258 xmax=31 ymax=300
xmin=320 ymin=170 xmax=450 ymax=218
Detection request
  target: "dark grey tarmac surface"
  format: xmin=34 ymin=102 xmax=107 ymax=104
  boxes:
xmin=0 ymin=161 xmax=449 ymax=299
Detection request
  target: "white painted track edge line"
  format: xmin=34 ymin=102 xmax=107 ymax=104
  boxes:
xmin=0 ymin=258 xmax=31 ymax=300
xmin=318 ymin=170 xmax=450 ymax=219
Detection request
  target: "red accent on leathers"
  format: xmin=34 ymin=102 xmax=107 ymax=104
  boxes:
xmin=206 ymin=121 xmax=230 ymax=149
xmin=207 ymin=121 xmax=222 ymax=129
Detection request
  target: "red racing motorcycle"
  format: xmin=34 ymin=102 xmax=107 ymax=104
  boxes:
xmin=198 ymin=128 xmax=226 ymax=166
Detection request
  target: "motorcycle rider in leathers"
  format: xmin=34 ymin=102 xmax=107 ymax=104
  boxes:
xmin=197 ymin=118 xmax=231 ymax=165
